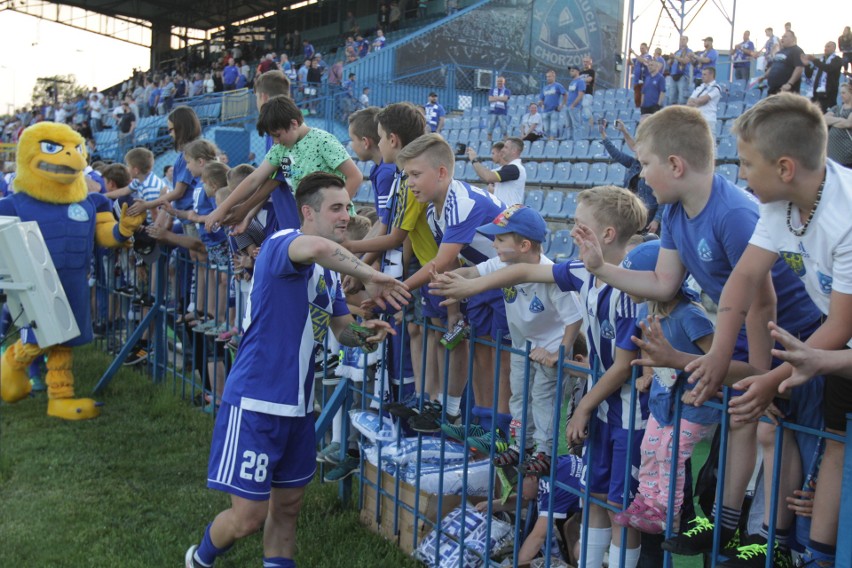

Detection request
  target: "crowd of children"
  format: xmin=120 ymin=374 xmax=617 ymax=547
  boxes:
xmin=12 ymin=67 xmax=848 ymax=567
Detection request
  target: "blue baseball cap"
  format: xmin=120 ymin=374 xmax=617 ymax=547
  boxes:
xmin=477 ymin=205 xmax=547 ymax=243
xmin=622 ymin=240 xmax=700 ymax=302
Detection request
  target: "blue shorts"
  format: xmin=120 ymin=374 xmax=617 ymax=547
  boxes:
xmin=538 ymin=454 xmax=583 ymax=519
xmin=466 ymin=288 xmax=511 ymax=345
xmin=207 ymin=402 xmax=317 ymax=500
xmin=581 ymin=415 xmax=643 ymax=505
xmin=420 ymin=284 xmax=448 ymax=320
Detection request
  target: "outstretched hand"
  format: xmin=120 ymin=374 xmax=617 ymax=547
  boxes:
xmin=570 ymin=224 xmax=605 ymax=273
xmin=770 ymin=322 xmax=822 ymax=394
xmin=428 ymin=271 xmax=473 ymax=306
xmin=630 ymin=316 xmax=679 ymax=369
xmin=683 ymin=349 xmax=731 ymax=407
xmin=363 ymin=271 xmax=410 ymax=312
xmin=360 ymin=318 xmax=396 ymax=344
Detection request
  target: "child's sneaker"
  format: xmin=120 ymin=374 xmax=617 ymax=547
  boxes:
xmin=323 ymin=454 xmax=360 ymax=482
xmin=205 ymin=322 xmax=230 ymax=337
xmin=184 ymin=545 xmax=203 ymax=568
xmin=192 ymin=319 xmax=219 ymax=333
xmin=466 ymin=430 xmax=509 ymax=455
xmin=492 ymin=445 xmax=522 ymax=468
xmin=629 ymin=502 xmax=667 ymax=534
xmin=613 ymin=495 xmax=650 ymax=528
xmin=316 ymin=441 xmax=341 ymax=465
xmin=215 ymin=326 xmax=239 ymax=342
xmin=385 ymin=390 xmax=422 ymax=420
xmin=407 ymin=401 xmax=443 ymax=433
xmin=718 ymin=542 xmax=793 ymax=568
xmin=661 ymin=517 xmax=739 ymax=556
xmin=518 ymin=451 xmax=552 ymax=476
xmin=440 ymin=422 xmax=486 ymax=442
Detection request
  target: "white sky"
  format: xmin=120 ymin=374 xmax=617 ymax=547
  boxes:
xmin=0 ymin=0 xmax=841 ymax=112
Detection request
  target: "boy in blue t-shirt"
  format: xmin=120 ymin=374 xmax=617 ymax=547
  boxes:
xmin=572 ymin=105 xmax=826 ymax=565
xmin=396 ymin=133 xmax=514 ymax=438
xmin=433 ymin=185 xmax=651 ymax=568
xmin=185 ymin=172 xmax=406 ymax=568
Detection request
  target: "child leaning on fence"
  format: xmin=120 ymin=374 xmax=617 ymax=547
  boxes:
xmin=433 ymin=205 xmax=583 ymax=477
xmin=431 ymin=185 xmax=650 ymax=568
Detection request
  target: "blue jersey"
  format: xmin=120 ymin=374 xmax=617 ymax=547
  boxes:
xmin=426 ymin=179 xmax=506 ymax=266
xmin=639 ymin=301 xmax=719 ymax=426
xmin=264 ymin=134 xmax=299 ymax=235
xmin=540 ymin=82 xmax=567 ymax=112
xmin=489 ymin=87 xmax=511 ymax=115
xmin=193 ymin=185 xmax=227 ymax=247
xmin=633 ymin=54 xmax=652 ymax=83
xmin=224 ymin=229 xmax=349 ymax=416
xmin=538 ymin=454 xmax=583 ymax=519
xmin=424 ymin=103 xmax=446 ymax=132
xmin=660 ymin=175 xmax=822 ymax=334
xmin=733 ymin=41 xmax=755 ymax=67
xmin=670 ymin=48 xmax=693 ymax=76
xmin=171 ymin=152 xmax=198 ymax=211
xmin=694 ymin=48 xmax=718 ymax=78
xmin=567 ymin=77 xmax=586 ymax=107
xmin=370 ymin=160 xmax=397 ymax=225
xmin=641 ymin=73 xmax=666 ymax=107
xmin=552 ymin=260 xmax=648 ymax=429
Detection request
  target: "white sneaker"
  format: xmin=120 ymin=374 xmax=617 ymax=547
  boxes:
xmin=185 ymin=545 xmax=201 ymax=568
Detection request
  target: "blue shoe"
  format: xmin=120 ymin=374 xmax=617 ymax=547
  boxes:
xmin=323 ymin=454 xmax=360 ymax=482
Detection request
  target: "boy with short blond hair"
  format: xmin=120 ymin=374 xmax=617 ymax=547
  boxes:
xmin=431 ymin=184 xmax=649 ymax=568
xmin=572 ymin=104 xmax=826 ymax=565
xmin=698 ymin=93 xmax=852 ymax=567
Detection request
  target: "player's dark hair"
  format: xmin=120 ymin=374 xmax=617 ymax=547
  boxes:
xmin=257 ymin=95 xmax=304 ymax=137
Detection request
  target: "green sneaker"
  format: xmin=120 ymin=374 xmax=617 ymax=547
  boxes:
xmin=440 ymin=422 xmax=486 ymax=442
xmin=316 ymin=441 xmax=342 ymax=465
xmin=466 ymin=430 xmax=509 ymax=455
xmin=323 ymin=454 xmax=360 ymax=482
xmin=661 ymin=517 xmax=739 ymax=556
xmin=718 ymin=542 xmax=793 ymax=567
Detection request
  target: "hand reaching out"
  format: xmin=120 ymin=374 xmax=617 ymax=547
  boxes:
xmin=570 ymin=224 xmax=604 ymax=273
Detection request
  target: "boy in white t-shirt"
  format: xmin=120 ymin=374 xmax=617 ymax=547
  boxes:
xmin=436 ymin=205 xmax=583 ymax=475
xmin=691 ymin=93 xmax=852 ymax=567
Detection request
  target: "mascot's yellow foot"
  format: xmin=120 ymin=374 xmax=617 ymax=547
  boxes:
xmin=1 ymin=358 xmax=32 ymax=403
xmin=47 ymin=398 xmax=101 ymax=420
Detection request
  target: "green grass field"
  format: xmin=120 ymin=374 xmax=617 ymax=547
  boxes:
xmin=0 ymin=345 xmax=704 ymax=567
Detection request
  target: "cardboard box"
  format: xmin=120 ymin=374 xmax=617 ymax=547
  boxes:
xmin=359 ymin=461 xmax=463 ymax=554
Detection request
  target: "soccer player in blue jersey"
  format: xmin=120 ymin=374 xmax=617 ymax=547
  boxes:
xmin=572 ymin=105 xmax=826 ymax=566
xmin=395 ymin=133 xmax=513 ymax=437
xmin=433 ymin=185 xmax=650 ymax=568
xmin=184 ymin=172 xmax=408 ymax=568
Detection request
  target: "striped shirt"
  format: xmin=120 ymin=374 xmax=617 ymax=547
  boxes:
xmin=130 ymin=171 xmax=168 ymax=223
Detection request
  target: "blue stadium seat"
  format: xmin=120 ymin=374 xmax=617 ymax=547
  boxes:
xmin=354 ymin=182 xmax=373 ymax=204
xmin=529 ymin=140 xmax=546 ymax=159
xmin=717 ymin=136 xmax=737 ymax=160
xmin=524 ymin=162 xmax=540 ymax=183
xmin=716 ymin=102 xmax=727 ymax=118
xmin=460 ymin=117 xmax=472 ymax=130
xmin=543 ymin=140 xmax=561 ymax=160
xmin=616 ymin=88 xmax=632 ymax=102
xmin=603 ymin=99 xmax=617 ymax=111
xmin=553 ymin=162 xmax=572 ymax=186
xmin=601 ymin=88 xmax=616 ymax=101
xmin=559 ymin=191 xmax=579 ymax=219
xmin=567 ymin=162 xmax=589 ymax=188
xmin=587 ymin=162 xmax=608 ymax=186
xmin=455 ymin=161 xmax=469 ymax=181
xmin=536 ymin=161 xmax=555 ymax=184
xmin=548 ymin=229 xmax=579 ymax=262
xmin=572 ymin=140 xmax=590 ymax=159
xmin=521 ymin=140 xmax=533 ymax=158
xmin=588 ymin=140 xmax=607 ymax=159
xmin=557 ymin=140 xmax=574 ymax=160
xmin=477 ymin=140 xmax=492 ymax=157
xmin=716 ymin=164 xmax=739 ymax=183
xmin=722 ymin=102 xmax=743 ymax=120
xmin=606 ymin=162 xmax=627 ymax=185
xmin=745 ymin=89 xmax=763 ymax=106
xmin=524 ymin=189 xmax=545 ymax=211
xmin=541 ymin=190 xmax=564 ymax=219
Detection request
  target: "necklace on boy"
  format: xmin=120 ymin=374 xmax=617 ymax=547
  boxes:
xmin=786 ymin=176 xmax=825 ymax=237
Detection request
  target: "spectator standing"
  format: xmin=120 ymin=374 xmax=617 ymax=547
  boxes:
xmin=356 ymin=35 xmax=369 ymax=58
xmin=580 ymin=56 xmax=597 ymax=125
xmin=161 ymin=76 xmax=176 ymax=113
xmin=117 ymin=101 xmax=136 ymax=156
xmin=389 ymin=2 xmax=401 ymax=31
xmin=174 ymin=73 xmax=187 ymax=99
xmin=359 ymin=87 xmax=370 ymax=109
xmin=424 ymin=92 xmax=446 ymax=133
xmin=378 ymin=5 xmax=390 ymax=30
xmin=190 ymin=73 xmax=204 ymax=97
xmin=303 ymin=39 xmax=315 ymax=60
xmin=372 ymin=29 xmax=387 ymax=51
xmin=486 ymin=75 xmax=511 ymax=141
xmin=222 ymin=58 xmax=240 ymax=91
xmin=733 ymin=31 xmax=756 ymax=81
xmin=803 ymin=42 xmax=843 ymax=113
xmin=258 ymin=53 xmax=277 ymax=75
xmin=344 ymin=10 xmax=358 ymax=35
xmin=631 ymin=43 xmax=652 ymax=107
xmin=418 ymin=0 xmax=428 ymax=19
xmin=759 ymin=29 xmax=805 ymax=95
xmin=839 ymin=26 xmax=852 ymax=74
xmin=825 ymin=83 xmax=852 ymax=167
xmin=686 ymin=67 xmax=723 ymax=138
xmin=467 ymin=136 xmax=526 ymax=206
xmin=565 ymin=66 xmax=586 ymax=136
xmin=538 ymin=69 xmax=567 ymax=140
xmin=759 ymin=27 xmax=781 ymax=70
xmin=89 ymin=94 xmax=104 ymax=132
xmin=640 ymin=61 xmax=666 ymax=121
xmin=668 ymin=36 xmax=693 ymax=105
xmin=690 ymin=37 xmax=718 ymax=88
xmin=203 ymin=73 xmax=215 ymax=94
xmin=520 ymin=102 xmax=543 ymax=141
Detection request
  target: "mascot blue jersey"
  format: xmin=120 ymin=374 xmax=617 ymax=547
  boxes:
xmin=0 ymin=191 xmax=112 ymax=346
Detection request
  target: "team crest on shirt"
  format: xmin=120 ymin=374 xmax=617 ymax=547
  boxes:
xmin=67 ymin=203 xmax=89 ymax=222
xmin=529 ymin=294 xmax=545 ymax=313
xmin=817 ymin=271 xmax=833 ymax=294
xmin=531 ymin=0 xmax=601 ymax=67
xmin=697 ymin=238 xmax=713 ymax=262
xmin=600 ymin=319 xmax=615 ymax=339
xmin=780 ymin=251 xmax=806 ymax=277
xmin=502 ymin=286 xmax=518 ymax=303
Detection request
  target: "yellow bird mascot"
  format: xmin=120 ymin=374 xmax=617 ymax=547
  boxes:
xmin=0 ymin=122 xmax=144 ymax=419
